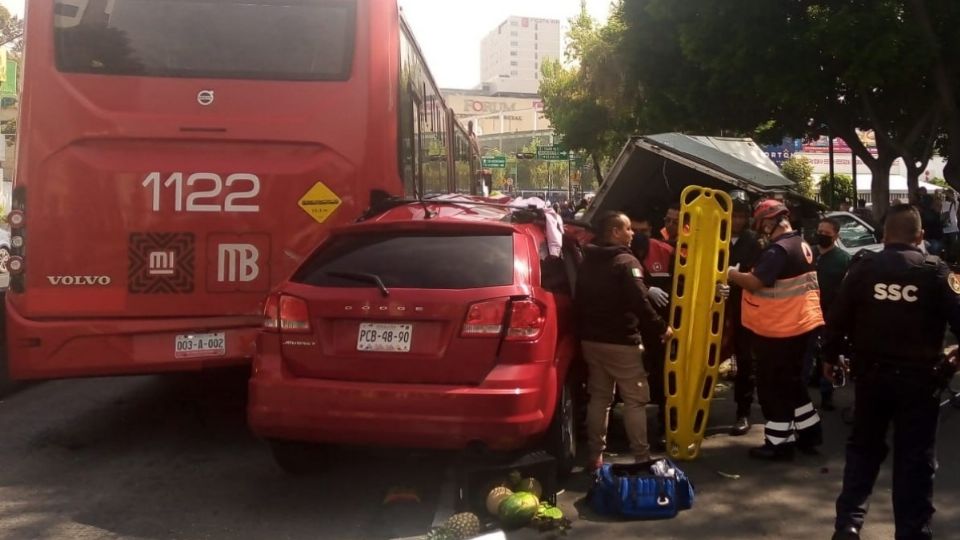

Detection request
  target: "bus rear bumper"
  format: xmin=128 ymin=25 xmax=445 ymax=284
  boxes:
xmin=4 ymin=297 xmax=258 ymax=380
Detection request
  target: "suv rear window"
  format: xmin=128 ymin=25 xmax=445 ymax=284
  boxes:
xmin=54 ymin=0 xmax=356 ymax=81
xmin=295 ymin=233 xmax=515 ymax=289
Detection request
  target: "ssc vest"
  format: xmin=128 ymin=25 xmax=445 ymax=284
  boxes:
xmin=741 ymin=233 xmax=825 ymax=338
xmin=851 ymin=250 xmax=945 ymax=365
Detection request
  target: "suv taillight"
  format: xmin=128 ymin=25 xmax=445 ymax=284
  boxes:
xmin=461 ymin=298 xmax=546 ymax=341
xmin=505 ymin=299 xmax=546 ymax=341
xmin=262 ymin=294 xmax=311 ymax=333
xmin=263 ymin=294 xmax=280 ymax=331
xmin=279 ymin=295 xmax=311 ymax=333
xmin=462 ymin=299 xmax=506 ymax=337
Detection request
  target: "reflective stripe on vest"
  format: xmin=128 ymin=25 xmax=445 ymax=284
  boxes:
xmin=741 ymin=271 xmax=825 ymax=338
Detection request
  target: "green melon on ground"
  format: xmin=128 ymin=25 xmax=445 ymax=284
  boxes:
xmin=498 ymin=491 xmax=540 ymax=529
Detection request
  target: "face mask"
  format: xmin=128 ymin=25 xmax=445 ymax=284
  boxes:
xmin=816 ymin=234 xmax=835 ymax=248
xmin=631 ymin=233 xmax=650 ymax=259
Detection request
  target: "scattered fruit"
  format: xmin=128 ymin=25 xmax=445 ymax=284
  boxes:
xmin=425 ymin=527 xmax=454 ymax=540
xmin=498 ymin=491 xmax=540 ymax=529
xmin=486 ymin=486 xmax=514 ymax=516
xmin=514 ymin=477 xmax=543 ymax=498
xmin=535 ymin=502 xmax=563 ymax=521
xmin=383 ymin=486 xmax=421 ymax=504
xmin=442 ymin=512 xmax=480 ymax=540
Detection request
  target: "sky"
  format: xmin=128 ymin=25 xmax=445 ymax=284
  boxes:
xmin=0 ymin=0 xmax=613 ymax=87
xmin=398 ymin=0 xmax=613 ymax=88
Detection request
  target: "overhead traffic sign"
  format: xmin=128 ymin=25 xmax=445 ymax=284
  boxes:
xmin=536 ymin=145 xmax=569 ymax=161
xmin=481 ymin=156 xmax=507 ymax=168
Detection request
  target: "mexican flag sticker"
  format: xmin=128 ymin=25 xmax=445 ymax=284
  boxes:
xmin=631 ymin=268 xmax=642 ymax=278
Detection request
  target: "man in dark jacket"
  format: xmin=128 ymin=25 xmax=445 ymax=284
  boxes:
xmin=576 ymin=212 xmax=673 ymax=471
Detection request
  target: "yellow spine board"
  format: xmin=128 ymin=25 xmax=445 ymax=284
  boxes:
xmin=664 ymin=187 xmax=732 ymax=461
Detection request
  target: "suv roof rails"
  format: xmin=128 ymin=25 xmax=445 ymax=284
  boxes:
xmin=357 ymin=197 xmax=551 ymax=224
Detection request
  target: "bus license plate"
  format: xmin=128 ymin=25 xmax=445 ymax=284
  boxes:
xmin=357 ymin=323 xmax=413 ymax=353
xmin=174 ymin=332 xmax=226 ymax=359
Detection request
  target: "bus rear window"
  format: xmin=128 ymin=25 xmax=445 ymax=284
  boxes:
xmin=53 ymin=0 xmax=356 ymax=81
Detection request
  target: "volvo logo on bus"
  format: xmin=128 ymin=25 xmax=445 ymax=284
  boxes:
xmin=197 ymin=90 xmax=215 ymax=106
xmin=46 ymin=275 xmax=112 ymax=286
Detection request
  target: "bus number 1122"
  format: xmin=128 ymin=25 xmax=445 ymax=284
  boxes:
xmin=142 ymin=172 xmax=261 ymax=213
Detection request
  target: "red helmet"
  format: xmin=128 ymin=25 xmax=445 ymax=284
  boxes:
xmin=752 ymin=199 xmax=789 ymax=231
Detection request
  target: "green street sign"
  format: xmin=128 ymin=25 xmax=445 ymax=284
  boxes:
xmin=0 ymin=59 xmax=17 ymax=96
xmin=537 ymin=145 xmax=570 ymax=161
xmin=481 ymin=156 xmax=507 ymax=168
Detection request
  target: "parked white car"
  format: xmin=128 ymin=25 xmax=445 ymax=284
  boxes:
xmin=823 ymin=211 xmax=883 ymax=255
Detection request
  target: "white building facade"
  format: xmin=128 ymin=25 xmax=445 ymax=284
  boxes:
xmin=480 ymin=16 xmax=561 ymax=95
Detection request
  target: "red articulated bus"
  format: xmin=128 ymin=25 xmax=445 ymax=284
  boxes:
xmin=7 ymin=0 xmax=479 ymax=379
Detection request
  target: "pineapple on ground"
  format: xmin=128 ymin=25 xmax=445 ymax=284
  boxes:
xmin=425 ymin=527 xmax=455 ymax=540
xmin=440 ymin=512 xmax=480 ymax=540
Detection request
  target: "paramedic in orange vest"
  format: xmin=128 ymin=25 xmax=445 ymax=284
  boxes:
xmin=728 ymin=199 xmax=825 ymax=461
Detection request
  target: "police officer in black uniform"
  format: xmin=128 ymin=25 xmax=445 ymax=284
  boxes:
xmin=824 ymin=204 xmax=960 ymax=540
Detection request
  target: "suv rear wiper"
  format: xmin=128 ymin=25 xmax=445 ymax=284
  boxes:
xmin=325 ymin=271 xmax=390 ymax=297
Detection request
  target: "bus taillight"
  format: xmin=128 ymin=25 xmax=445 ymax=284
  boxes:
xmin=7 ymin=257 xmax=23 ymax=274
xmin=8 ymin=186 xmax=26 ymax=291
xmin=7 ymin=210 xmax=24 ymax=228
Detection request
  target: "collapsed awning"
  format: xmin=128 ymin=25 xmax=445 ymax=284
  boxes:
xmin=584 ymin=133 xmax=822 ymax=224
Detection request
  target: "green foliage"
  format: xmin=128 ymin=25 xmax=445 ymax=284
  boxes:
xmin=780 ymin=156 xmax=816 ymax=199
xmin=929 ymin=177 xmax=950 ymax=189
xmin=0 ymin=6 xmax=23 ymax=51
xmin=539 ymin=2 xmax=636 ymax=181
xmin=612 ymin=0 xmax=954 ymax=218
xmin=819 ymin=174 xmax=856 ymax=209
xmin=540 ymin=1 xmax=960 ymax=207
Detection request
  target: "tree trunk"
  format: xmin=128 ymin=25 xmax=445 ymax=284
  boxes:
xmin=907 ymin=166 xmax=921 ymax=204
xmin=869 ymin=163 xmax=892 ymax=221
xmin=591 ymin=152 xmax=604 ymax=185
xmin=834 ymin=126 xmax=895 ymax=221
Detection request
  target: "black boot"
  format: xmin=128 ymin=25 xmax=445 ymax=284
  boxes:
xmin=748 ymin=442 xmax=795 ymax=461
xmin=729 ymin=416 xmax=751 ymax=436
xmin=830 ymin=525 xmax=860 ymax=540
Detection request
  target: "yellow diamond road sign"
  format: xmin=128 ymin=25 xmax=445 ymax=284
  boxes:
xmin=298 ymin=181 xmax=342 ymax=224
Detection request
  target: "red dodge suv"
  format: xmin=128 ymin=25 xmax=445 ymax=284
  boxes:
xmin=248 ymin=200 xmax=583 ymax=473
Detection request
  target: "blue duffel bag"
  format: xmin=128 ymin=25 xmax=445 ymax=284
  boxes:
xmin=588 ymin=459 xmax=695 ymax=520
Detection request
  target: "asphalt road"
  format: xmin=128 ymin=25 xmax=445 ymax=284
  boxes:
xmin=0 ymin=371 xmax=958 ymax=540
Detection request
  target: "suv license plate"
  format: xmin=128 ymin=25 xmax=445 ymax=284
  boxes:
xmin=357 ymin=323 xmax=413 ymax=353
xmin=175 ymin=332 xmax=226 ymax=359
